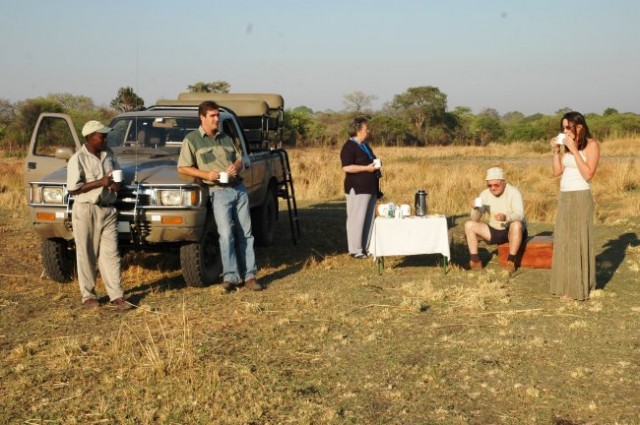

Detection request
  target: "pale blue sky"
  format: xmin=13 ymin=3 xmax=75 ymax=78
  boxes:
xmin=1 ymin=0 xmax=638 ymax=115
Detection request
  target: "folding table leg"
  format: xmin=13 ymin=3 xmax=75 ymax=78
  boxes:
xmin=376 ymin=257 xmax=384 ymax=275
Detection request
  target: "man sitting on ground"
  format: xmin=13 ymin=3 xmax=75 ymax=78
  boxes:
xmin=465 ymin=167 xmax=527 ymax=272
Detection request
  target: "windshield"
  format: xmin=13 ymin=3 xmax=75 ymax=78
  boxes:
xmin=107 ymin=116 xmax=200 ymax=151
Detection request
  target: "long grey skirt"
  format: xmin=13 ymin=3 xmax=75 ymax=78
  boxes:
xmin=550 ymin=189 xmax=596 ymax=300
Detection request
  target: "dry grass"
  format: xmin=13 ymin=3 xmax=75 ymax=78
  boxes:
xmin=290 ymin=138 xmax=640 ymax=224
xmin=2 ymin=139 xmax=640 ymax=424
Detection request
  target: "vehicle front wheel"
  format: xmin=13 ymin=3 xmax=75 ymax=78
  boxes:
xmin=179 ymin=219 xmax=222 ymax=287
xmin=41 ymin=238 xmax=76 ymax=283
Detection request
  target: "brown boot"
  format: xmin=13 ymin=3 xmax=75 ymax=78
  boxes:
xmin=82 ymin=298 xmax=100 ymax=308
xmin=505 ymin=260 xmax=516 ymax=273
xmin=245 ymin=278 xmax=264 ymax=291
xmin=110 ymin=296 xmax=134 ymax=311
xmin=469 ymin=260 xmax=483 ymax=270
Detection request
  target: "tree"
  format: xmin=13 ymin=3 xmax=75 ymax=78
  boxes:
xmin=187 ymin=80 xmax=231 ymax=93
xmin=209 ymin=81 xmax=230 ymax=93
xmin=368 ymin=115 xmax=415 ymax=146
xmin=46 ymin=93 xmax=95 ymax=111
xmin=187 ymin=81 xmax=210 ymax=93
xmin=9 ymin=98 xmax=65 ymax=148
xmin=343 ymin=91 xmax=377 ymax=114
xmin=110 ymin=87 xmax=144 ymax=112
xmin=502 ymin=111 xmax=525 ymax=123
xmin=450 ymin=106 xmax=475 ymax=145
xmin=473 ymin=111 xmax=505 ymax=145
xmin=0 ymin=98 xmax=15 ymax=128
xmin=391 ymin=86 xmax=448 ymax=144
xmin=283 ymin=106 xmax=327 ymax=146
xmin=603 ymin=107 xmax=618 ymax=116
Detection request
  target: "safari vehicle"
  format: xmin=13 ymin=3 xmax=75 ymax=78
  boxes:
xmin=24 ymin=93 xmax=300 ymax=287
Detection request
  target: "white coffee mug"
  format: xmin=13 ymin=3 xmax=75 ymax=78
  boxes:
xmin=400 ymin=204 xmax=411 ymax=217
xmin=111 ymin=170 xmax=123 ymax=183
xmin=373 ymin=159 xmax=381 ymax=169
xmin=556 ymin=133 xmax=566 ymax=145
xmin=218 ymin=172 xmax=229 ymax=184
xmin=474 ymin=197 xmax=483 ymax=208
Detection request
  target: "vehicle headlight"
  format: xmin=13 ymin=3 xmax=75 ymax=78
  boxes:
xmin=157 ymin=189 xmax=199 ymax=206
xmin=42 ymin=187 xmax=65 ymax=204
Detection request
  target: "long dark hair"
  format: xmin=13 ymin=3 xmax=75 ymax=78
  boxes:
xmin=561 ymin=111 xmax=592 ymax=151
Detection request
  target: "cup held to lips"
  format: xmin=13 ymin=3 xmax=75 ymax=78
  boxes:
xmin=556 ymin=133 xmax=566 ymax=145
xmin=218 ymin=172 xmax=229 ymax=184
xmin=373 ymin=159 xmax=381 ymax=169
xmin=111 ymin=170 xmax=123 ymax=183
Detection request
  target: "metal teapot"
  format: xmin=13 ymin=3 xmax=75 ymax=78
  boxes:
xmin=415 ymin=190 xmax=428 ymax=216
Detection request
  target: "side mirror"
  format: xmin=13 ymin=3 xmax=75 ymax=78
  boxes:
xmin=54 ymin=147 xmax=74 ymax=160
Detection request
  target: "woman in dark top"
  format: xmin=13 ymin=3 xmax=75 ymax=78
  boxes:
xmin=340 ymin=117 xmax=381 ymax=259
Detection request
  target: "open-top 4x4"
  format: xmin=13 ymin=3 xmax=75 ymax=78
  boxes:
xmin=24 ymin=93 xmax=300 ymax=287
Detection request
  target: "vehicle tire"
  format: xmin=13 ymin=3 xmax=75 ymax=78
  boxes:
xmin=180 ymin=217 xmax=222 ymax=287
xmin=41 ymin=238 xmax=76 ymax=283
xmin=252 ymin=187 xmax=278 ymax=247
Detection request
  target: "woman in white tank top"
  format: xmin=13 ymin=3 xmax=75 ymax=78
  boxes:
xmin=549 ymin=112 xmax=600 ymax=300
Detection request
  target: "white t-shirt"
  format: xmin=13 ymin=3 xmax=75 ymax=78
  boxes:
xmin=560 ymin=151 xmax=591 ymax=192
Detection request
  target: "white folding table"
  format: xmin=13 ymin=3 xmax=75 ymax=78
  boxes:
xmin=368 ymin=215 xmax=450 ymax=273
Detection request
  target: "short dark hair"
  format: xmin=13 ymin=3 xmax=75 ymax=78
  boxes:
xmin=199 ymin=101 xmax=220 ymax=118
xmin=348 ymin=117 xmax=368 ymax=137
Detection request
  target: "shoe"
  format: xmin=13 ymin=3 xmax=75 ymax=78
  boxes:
xmin=351 ymin=253 xmax=368 ymax=260
xmin=110 ymin=297 xmax=134 ymax=311
xmin=245 ymin=278 xmax=263 ymax=291
xmin=82 ymin=298 xmax=100 ymax=308
xmin=222 ymin=281 xmax=237 ymax=292
xmin=469 ymin=260 xmax=483 ymax=270
xmin=505 ymin=260 xmax=516 ymax=273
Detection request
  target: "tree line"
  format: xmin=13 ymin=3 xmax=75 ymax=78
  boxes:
xmin=286 ymin=86 xmax=640 ymax=147
xmin=2 ymin=82 xmax=639 ymax=156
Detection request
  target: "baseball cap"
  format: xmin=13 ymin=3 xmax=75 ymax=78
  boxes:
xmin=81 ymin=120 xmax=113 ymax=137
xmin=485 ymin=167 xmax=505 ymax=181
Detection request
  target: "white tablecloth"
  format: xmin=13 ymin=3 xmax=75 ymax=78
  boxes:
xmin=368 ymin=215 xmax=450 ymax=260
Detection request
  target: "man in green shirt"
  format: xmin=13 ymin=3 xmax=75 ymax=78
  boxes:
xmin=178 ymin=101 xmax=262 ymax=291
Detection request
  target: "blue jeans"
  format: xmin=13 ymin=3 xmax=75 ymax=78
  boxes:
xmin=211 ymin=183 xmax=257 ymax=283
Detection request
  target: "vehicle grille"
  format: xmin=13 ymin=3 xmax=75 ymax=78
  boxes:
xmin=114 ymin=186 xmax=150 ymax=216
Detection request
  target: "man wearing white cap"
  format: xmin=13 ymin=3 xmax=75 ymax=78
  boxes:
xmin=465 ymin=167 xmax=527 ymax=272
xmin=66 ymin=120 xmax=132 ymax=310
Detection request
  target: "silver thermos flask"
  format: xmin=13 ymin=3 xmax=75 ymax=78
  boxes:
xmin=415 ymin=190 xmax=427 ymax=216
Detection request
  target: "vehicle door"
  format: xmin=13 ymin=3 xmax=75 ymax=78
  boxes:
xmin=221 ymin=117 xmax=256 ymax=197
xmin=23 ymin=113 xmax=81 ymax=191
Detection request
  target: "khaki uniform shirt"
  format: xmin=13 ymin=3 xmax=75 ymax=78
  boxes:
xmin=177 ymin=127 xmax=242 ymax=185
xmin=66 ymin=144 xmax=120 ymax=205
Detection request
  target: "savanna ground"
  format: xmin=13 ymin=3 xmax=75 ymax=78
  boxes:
xmin=1 ymin=138 xmax=640 ymax=425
